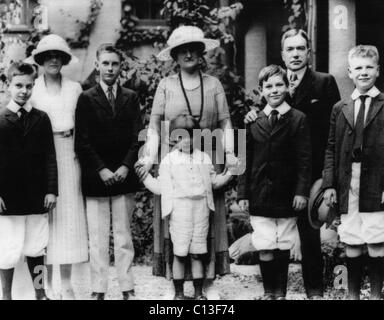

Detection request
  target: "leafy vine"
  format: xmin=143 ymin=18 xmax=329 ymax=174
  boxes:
xmin=282 ymin=0 xmax=308 ymax=32
xmin=65 ymin=0 xmax=103 ymax=49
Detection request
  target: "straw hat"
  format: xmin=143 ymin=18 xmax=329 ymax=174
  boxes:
xmin=157 ymin=25 xmax=219 ymax=61
xmin=308 ymin=179 xmax=337 ymax=229
xmin=25 ymin=34 xmax=78 ymax=66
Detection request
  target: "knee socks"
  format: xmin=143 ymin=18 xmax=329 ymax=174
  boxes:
xmin=259 ymin=259 xmax=276 ymax=296
xmin=346 ymin=256 xmax=364 ymax=300
xmin=0 ymin=268 xmax=14 ymax=300
xmin=173 ymin=279 xmax=184 ymax=297
xmin=274 ymin=250 xmax=290 ymax=298
xmin=367 ymin=256 xmax=384 ymax=300
xmin=193 ymin=278 xmax=204 ymax=298
xmin=259 ymin=250 xmax=290 ymax=298
xmin=26 ymin=256 xmax=46 ymax=299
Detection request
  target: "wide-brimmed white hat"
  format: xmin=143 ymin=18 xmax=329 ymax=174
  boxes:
xmin=157 ymin=25 xmax=220 ymax=61
xmin=25 ymin=34 xmax=78 ymax=66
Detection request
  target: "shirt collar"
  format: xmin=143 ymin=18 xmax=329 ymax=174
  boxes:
xmin=351 ymin=86 xmax=380 ymax=101
xmin=263 ymin=101 xmax=291 ymax=116
xmin=288 ymin=66 xmax=307 ymax=83
xmin=99 ymin=80 xmax=118 ymax=97
xmin=6 ymin=99 xmax=32 ymax=114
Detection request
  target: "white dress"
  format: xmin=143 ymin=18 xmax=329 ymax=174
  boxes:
xmin=31 ymin=76 xmax=88 ymax=265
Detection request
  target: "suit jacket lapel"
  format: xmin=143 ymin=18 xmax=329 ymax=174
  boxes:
xmin=254 ymin=113 xmax=270 ymax=137
xmin=365 ymin=94 xmax=384 ymax=128
xmin=93 ymin=84 xmax=114 ymax=115
xmin=24 ymin=109 xmax=41 ymax=136
xmin=271 ymin=111 xmax=290 ymax=136
xmin=341 ymin=99 xmax=354 ymax=129
xmin=4 ymin=109 xmax=22 ymax=129
xmin=293 ymin=68 xmax=313 ymax=108
xmin=114 ymin=86 xmax=129 ymax=117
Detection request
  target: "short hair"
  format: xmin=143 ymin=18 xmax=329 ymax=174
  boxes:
xmin=34 ymin=50 xmax=71 ymax=66
xmin=170 ymin=42 xmax=205 ymax=61
xmin=96 ymin=43 xmax=123 ymax=62
xmin=258 ymin=64 xmax=289 ymax=88
xmin=348 ymin=45 xmax=380 ymax=64
xmin=7 ymin=62 xmax=36 ymax=82
xmin=281 ymin=29 xmax=310 ymax=50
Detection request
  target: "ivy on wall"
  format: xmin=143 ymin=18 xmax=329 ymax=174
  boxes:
xmin=65 ymin=0 xmax=103 ymax=49
xmin=282 ymin=0 xmax=307 ymax=32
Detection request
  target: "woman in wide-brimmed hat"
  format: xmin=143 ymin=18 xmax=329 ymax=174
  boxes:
xmin=136 ymin=25 xmax=238 ymax=299
xmin=27 ymin=34 xmax=88 ymax=300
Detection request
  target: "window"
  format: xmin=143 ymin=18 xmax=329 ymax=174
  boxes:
xmin=131 ymin=0 xmax=166 ymax=26
xmin=0 ymin=0 xmax=40 ymax=33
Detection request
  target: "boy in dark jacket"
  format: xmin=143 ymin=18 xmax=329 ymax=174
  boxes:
xmin=323 ymin=45 xmax=384 ymax=300
xmin=75 ymin=44 xmax=142 ymax=300
xmin=237 ymin=65 xmax=311 ymax=300
xmin=0 ymin=62 xmax=58 ymax=300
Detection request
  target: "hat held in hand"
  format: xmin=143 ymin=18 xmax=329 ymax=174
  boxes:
xmin=308 ymin=179 xmax=337 ymax=229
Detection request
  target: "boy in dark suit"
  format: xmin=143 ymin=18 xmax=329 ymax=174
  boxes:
xmin=75 ymin=44 xmax=142 ymax=300
xmin=0 ymin=62 xmax=57 ymax=300
xmin=243 ymin=29 xmax=340 ymax=299
xmin=237 ymin=65 xmax=311 ymax=300
xmin=323 ymin=45 xmax=384 ymax=300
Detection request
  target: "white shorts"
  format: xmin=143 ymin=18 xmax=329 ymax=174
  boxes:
xmin=169 ymin=197 xmax=210 ymax=257
xmin=338 ymin=163 xmax=384 ymax=245
xmin=0 ymin=214 xmax=49 ymax=269
xmin=250 ymin=216 xmax=298 ymax=251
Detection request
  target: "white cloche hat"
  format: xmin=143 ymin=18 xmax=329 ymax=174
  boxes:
xmin=157 ymin=25 xmax=219 ymax=61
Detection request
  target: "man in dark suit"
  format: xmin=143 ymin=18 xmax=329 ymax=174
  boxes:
xmin=243 ymin=29 xmax=341 ymax=299
xmin=75 ymin=44 xmax=142 ymax=300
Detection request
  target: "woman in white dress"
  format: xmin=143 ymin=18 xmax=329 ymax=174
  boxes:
xmin=27 ymin=34 xmax=88 ymax=299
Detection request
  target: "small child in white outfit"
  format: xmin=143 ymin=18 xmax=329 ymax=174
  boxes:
xmin=137 ymin=114 xmax=232 ymax=300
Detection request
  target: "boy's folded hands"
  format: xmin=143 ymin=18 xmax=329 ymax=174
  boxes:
xmin=292 ymin=195 xmax=307 ymax=211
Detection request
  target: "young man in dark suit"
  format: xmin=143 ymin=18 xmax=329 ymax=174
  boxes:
xmin=243 ymin=29 xmax=341 ymax=299
xmin=0 ymin=62 xmax=57 ymax=300
xmin=75 ymin=44 xmax=142 ymax=300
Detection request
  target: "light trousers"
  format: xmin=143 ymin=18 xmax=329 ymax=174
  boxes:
xmin=86 ymin=194 xmax=135 ymax=293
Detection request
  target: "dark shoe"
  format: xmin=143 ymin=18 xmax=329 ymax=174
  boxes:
xmin=195 ymin=294 xmax=207 ymax=300
xmin=258 ymin=294 xmax=275 ymax=300
xmin=173 ymin=293 xmax=185 ymax=300
xmin=122 ymin=290 xmax=135 ymax=300
xmin=35 ymin=289 xmax=50 ymax=301
xmin=276 ymin=296 xmax=286 ymax=300
xmin=91 ymin=292 xmax=105 ymax=300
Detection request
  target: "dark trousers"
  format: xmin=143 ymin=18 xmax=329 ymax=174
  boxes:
xmin=297 ymin=213 xmax=323 ymax=297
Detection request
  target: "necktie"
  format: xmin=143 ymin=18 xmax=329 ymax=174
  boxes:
xmin=353 ymin=95 xmax=368 ymax=156
xmin=289 ymin=73 xmax=298 ymax=97
xmin=19 ymin=108 xmax=28 ymax=129
xmin=269 ymin=109 xmax=279 ymax=129
xmin=107 ymin=86 xmax=115 ymax=114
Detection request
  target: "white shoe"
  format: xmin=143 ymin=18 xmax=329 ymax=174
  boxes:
xmin=206 ymin=287 xmax=221 ymax=300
